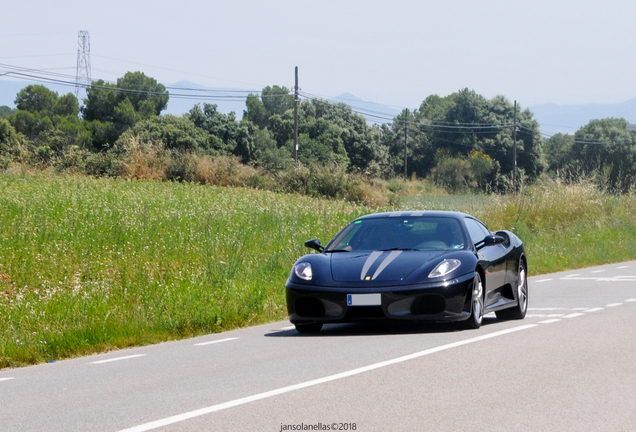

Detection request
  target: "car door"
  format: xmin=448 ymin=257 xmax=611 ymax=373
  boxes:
xmin=464 ymin=217 xmax=508 ymax=307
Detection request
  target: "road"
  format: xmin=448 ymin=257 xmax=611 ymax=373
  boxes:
xmin=1 ymin=261 xmax=635 ymax=431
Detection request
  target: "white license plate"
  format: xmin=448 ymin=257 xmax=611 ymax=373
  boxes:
xmin=347 ymin=293 xmax=381 ymax=306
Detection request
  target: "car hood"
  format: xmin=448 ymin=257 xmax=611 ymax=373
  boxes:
xmin=330 ymin=250 xmax=446 ymax=282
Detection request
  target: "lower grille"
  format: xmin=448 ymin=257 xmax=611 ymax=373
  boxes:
xmin=345 ymin=306 xmax=385 ymax=319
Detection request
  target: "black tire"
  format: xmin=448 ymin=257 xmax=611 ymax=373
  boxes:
xmin=496 ymin=260 xmax=528 ymax=320
xmin=294 ymin=323 xmax=323 ymax=333
xmin=463 ymin=272 xmax=484 ymax=329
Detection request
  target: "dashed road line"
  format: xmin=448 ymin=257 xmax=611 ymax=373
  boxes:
xmin=617 ymin=266 xmax=629 ymax=269
xmin=591 ymin=270 xmax=605 ymax=273
xmin=90 ymin=354 xmax=146 ymax=364
xmin=625 ymin=299 xmax=636 ymax=303
xmin=194 ymin=337 xmax=239 ymax=346
xmin=538 ymin=319 xmax=561 ymax=324
xmin=527 ymin=314 xmax=565 ymax=318
xmin=563 ymin=274 xmax=580 ymax=277
xmin=0 ymin=377 xmax=15 ymax=382
xmin=278 ymin=326 xmax=296 ymax=331
xmin=563 ymin=313 xmax=585 ymax=319
xmin=585 ymin=307 xmax=604 ymax=313
xmin=535 ymin=279 xmax=553 ymax=283
xmin=606 ymin=303 xmax=622 ymax=307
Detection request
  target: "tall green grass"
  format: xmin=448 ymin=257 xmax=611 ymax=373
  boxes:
xmin=0 ymin=174 xmax=365 ymax=367
xmin=2 ymin=173 xmax=636 ymax=368
xmin=400 ymin=179 xmax=636 ymax=274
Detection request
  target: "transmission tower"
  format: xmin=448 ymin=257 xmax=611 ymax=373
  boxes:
xmin=75 ymin=31 xmax=91 ymax=102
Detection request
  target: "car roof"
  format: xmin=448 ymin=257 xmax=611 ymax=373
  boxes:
xmin=355 ymin=210 xmax=471 ymax=221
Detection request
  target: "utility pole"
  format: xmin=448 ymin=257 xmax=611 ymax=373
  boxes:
xmin=294 ymin=66 xmax=299 ymax=165
xmin=513 ymin=100 xmax=517 ymax=189
xmin=404 ymin=108 xmax=408 ymax=181
xmin=75 ymin=31 xmax=91 ymax=102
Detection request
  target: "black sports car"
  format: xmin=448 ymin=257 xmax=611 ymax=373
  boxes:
xmin=285 ymin=211 xmax=528 ymax=333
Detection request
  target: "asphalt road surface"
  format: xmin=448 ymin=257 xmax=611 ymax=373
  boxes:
xmin=2 ymin=261 xmax=635 ymax=432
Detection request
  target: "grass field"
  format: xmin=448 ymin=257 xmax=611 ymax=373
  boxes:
xmin=2 ymin=173 xmax=636 ymax=368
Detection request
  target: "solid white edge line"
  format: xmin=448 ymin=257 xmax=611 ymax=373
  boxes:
xmin=116 ymin=324 xmax=538 ymax=432
xmin=90 ymin=354 xmax=146 ymax=364
xmin=538 ymin=319 xmax=561 ymax=324
xmin=0 ymin=377 xmax=15 ymax=382
xmin=194 ymin=337 xmax=239 ymax=346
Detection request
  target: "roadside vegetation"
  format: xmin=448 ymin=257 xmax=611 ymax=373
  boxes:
xmin=2 ymin=172 xmax=636 ymax=368
xmin=2 ymin=71 xmax=636 ymax=368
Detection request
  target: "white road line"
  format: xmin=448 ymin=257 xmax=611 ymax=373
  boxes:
xmin=535 ymin=279 xmax=553 ymax=283
xmin=559 ymin=276 xmax=636 ymax=282
xmin=564 ymin=274 xmax=580 ymax=277
xmin=527 ymin=314 xmax=565 ymax=318
xmin=618 ymin=266 xmax=629 ymax=269
xmin=563 ymin=313 xmax=585 ymax=319
xmin=529 ymin=308 xmax=581 ymax=311
xmin=278 ymin=326 xmax=296 ymax=331
xmin=626 ymin=299 xmax=636 ymax=303
xmin=194 ymin=337 xmax=239 ymax=346
xmin=538 ymin=319 xmax=561 ymax=324
xmin=606 ymin=303 xmax=622 ymax=307
xmin=591 ymin=270 xmax=605 ymax=273
xmin=90 ymin=354 xmax=146 ymax=364
xmin=0 ymin=377 xmax=15 ymax=382
xmin=585 ymin=307 xmax=604 ymax=313
xmin=116 ymin=324 xmax=538 ymax=432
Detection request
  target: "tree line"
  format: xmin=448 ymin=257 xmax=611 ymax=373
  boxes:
xmin=1 ymin=71 xmax=635 ymax=192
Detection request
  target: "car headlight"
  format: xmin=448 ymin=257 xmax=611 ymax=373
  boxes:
xmin=294 ymin=262 xmax=313 ymax=280
xmin=428 ymin=259 xmax=461 ymax=278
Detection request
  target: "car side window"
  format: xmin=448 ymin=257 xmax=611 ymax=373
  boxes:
xmin=464 ymin=218 xmax=490 ymax=245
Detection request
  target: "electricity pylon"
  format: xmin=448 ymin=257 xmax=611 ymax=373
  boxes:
xmin=75 ymin=31 xmax=91 ymax=102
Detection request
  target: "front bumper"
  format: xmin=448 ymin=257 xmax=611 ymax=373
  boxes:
xmin=286 ymin=273 xmax=475 ymax=324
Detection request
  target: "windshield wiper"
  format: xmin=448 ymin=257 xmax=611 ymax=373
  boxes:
xmin=376 ymin=248 xmax=417 ymax=251
xmin=328 ymin=249 xmax=351 ymax=253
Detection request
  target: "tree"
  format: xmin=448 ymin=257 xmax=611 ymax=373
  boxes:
xmin=83 ymin=72 xmax=169 ymax=148
xmin=15 ymin=85 xmax=58 ymax=114
xmin=0 ymin=105 xmax=16 ymax=118
xmin=0 ymin=117 xmax=21 ymax=152
xmin=571 ymin=118 xmax=636 ymax=191
xmin=408 ymin=89 xmax=544 ymax=187
xmin=113 ymin=114 xmax=208 ymax=153
xmin=189 ymin=103 xmax=254 ymax=160
xmin=544 ymin=133 xmax=575 ymax=176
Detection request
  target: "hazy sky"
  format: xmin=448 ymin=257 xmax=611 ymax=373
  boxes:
xmin=2 ymin=0 xmax=635 ymax=110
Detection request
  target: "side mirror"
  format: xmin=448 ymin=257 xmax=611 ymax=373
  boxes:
xmin=475 ymin=234 xmax=505 ymax=250
xmin=304 ymin=238 xmax=324 ymax=252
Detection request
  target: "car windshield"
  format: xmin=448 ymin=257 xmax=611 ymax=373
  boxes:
xmin=326 ymin=216 xmax=466 ymax=252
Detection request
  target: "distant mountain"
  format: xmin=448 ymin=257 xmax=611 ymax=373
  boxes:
xmin=529 ymin=99 xmax=636 ymax=136
xmin=331 ymin=92 xmax=401 ymax=123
